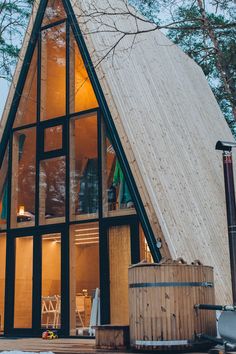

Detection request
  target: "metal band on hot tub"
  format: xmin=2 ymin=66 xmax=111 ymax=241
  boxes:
xmin=129 ymin=281 xmax=214 ymax=288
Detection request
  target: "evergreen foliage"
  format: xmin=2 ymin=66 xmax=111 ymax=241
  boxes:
xmin=0 ymin=0 xmax=235 ymax=135
xmin=0 ymin=0 xmax=33 ymax=79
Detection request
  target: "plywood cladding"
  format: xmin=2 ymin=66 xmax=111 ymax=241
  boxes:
xmin=72 ymin=0 xmax=234 ymax=304
xmin=0 ymin=0 xmax=234 ymax=304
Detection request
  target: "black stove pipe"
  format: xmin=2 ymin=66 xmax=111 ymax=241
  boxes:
xmin=216 ymin=141 xmax=236 ymax=305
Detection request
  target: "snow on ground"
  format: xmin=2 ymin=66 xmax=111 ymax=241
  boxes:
xmin=0 ymin=352 xmax=54 ymax=354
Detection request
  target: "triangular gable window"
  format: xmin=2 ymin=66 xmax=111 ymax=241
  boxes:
xmin=1 ymin=0 xmax=160 ymax=254
xmin=41 ymin=22 xmax=66 ymax=120
xmin=70 ymin=31 xmax=98 ymax=113
xmin=13 ymin=45 xmax=37 ymax=128
xmin=42 ymin=0 xmax=67 ymax=26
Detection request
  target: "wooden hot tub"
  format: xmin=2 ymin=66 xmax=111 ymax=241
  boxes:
xmin=128 ymin=261 xmax=216 ymax=350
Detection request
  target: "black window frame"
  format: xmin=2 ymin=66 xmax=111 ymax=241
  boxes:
xmin=39 ymin=118 xmax=67 ymax=159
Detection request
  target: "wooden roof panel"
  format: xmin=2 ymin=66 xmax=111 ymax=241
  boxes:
xmin=73 ymin=0 xmax=233 ymax=303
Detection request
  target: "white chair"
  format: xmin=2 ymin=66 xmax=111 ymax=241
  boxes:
xmin=76 ymin=294 xmax=85 ymax=327
xmin=41 ymin=295 xmax=61 ymax=328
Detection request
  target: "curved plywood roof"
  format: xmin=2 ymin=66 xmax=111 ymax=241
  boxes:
xmin=1 ymin=0 xmax=234 ymax=304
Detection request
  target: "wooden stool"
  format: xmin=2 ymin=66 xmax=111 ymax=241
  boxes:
xmin=94 ymin=325 xmax=130 ymax=350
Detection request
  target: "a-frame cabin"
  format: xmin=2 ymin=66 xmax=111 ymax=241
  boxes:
xmin=0 ymin=0 xmax=234 ymax=337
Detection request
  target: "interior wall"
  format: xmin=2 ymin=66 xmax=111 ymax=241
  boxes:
xmin=0 ymin=234 xmax=6 ymax=331
xmin=73 ymin=38 xmax=98 ymax=113
xmin=42 ymin=239 xmax=61 ymax=296
xmin=76 ymin=244 xmax=99 ymax=294
xmin=14 ymin=237 xmax=33 ymax=329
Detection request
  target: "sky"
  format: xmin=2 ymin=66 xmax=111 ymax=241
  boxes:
xmin=0 ymin=79 xmax=10 ymax=118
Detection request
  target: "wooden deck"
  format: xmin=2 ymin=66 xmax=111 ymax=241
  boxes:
xmin=0 ymin=337 xmax=220 ymax=354
xmin=0 ymin=338 xmax=95 ymax=354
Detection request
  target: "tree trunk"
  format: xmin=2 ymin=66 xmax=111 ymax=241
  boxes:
xmin=197 ymin=0 xmax=236 ymax=121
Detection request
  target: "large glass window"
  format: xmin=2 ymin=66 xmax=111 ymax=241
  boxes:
xmin=14 ymin=236 xmax=33 ymax=328
xmin=70 ymin=222 xmax=100 ymax=336
xmin=102 ymin=127 xmax=135 ymax=217
xmin=70 ymin=113 xmax=98 ymax=221
xmin=44 ymin=125 xmax=63 ymax=153
xmin=11 ymin=128 xmax=36 ymax=228
xmin=139 ymin=224 xmax=153 ymax=263
xmin=69 ymin=31 xmax=98 ymax=113
xmin=42 ymin=0 xmax=67 ymax=26
xmin=0 ymin=146 xmax=9 ymax=231
xmin=13 ymin=45 xmax=37 ymax=128
xmin=39 ymin=156 xmax=66 ymax=225
xmin=41 ymin=23 xmax=66 ymax=120
xmin=0 ymin=233 xmax=6 ymax=333
xmin=41 ymin=233 xmax=61 ymax=329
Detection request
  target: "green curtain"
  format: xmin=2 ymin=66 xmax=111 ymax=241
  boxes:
xmin=113 ymin=159 xmax=132 ymax=205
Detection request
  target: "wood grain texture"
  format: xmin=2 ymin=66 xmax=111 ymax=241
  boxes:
xmin=14 ymin=237 xmax=33 ymax=329
xmin=72 ymin=0 xmax=234 ymax=304
xmin=128 ymin=263 xmax=216 ymax=350
xmin=109 ymin=225 xmax=131 ymax=325
xmin=95 ymin=325 xmax=129 ymax=349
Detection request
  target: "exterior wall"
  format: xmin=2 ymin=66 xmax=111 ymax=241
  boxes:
xmin=73 ymin=0 xmax=234 ymax=304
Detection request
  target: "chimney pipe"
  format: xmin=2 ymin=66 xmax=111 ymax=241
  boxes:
xmin=216 ymin=141 xmax=236 ymax=305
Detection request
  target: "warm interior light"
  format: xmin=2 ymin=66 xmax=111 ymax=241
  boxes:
xmin=19 ymin=206 xmax=25 ymax=216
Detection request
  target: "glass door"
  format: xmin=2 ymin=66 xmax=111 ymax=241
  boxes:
xmin=4 ymin=233 xmax=34 ymax=335
xmin=41 ymin=231 xmax=62 ymax=330
xmin=4 ymin=226 xmax=68 ymax=336
xmin=14 ymin=236 xmax=34 ymax=329
xmin=40 ymin=227 xmax=69 ymax=336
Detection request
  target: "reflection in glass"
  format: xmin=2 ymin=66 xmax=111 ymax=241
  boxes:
xmin=41 ymin=23 xmax=66 ymax=120
xmin=14 ymin=236 xmax=33 ymax=328
xmin=0 ymin=233 xmax=6 ymax=332
xmin=42 ymin=0 xmax=67 ymax=26
xmin=41 ymin=233 xmax=61 ymax=329
xmin=103 ymin=129 xmax=135 ymax=216
xmin=44 ymin=125 xmax=63 ymax=152
xmin=69 ymin=30 xmax=98 ymax=113
xmin=70 ymin=223 xmax=100 ymax=336
xmin=39 ymin=156 xmax=66 ymax=225
xmin=139 ymin=224 xmax=153 ymax=263
xmin=70 ymin=114 xmax=98 ymax=221
xmin=11 ymin=128 xmax=36 ymax=228
xmin=13 ymin=45 xmax=37 ymax=128
xmin=0 ymin=146 xmax=9 ymax=230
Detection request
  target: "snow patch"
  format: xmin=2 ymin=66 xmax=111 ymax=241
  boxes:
xmin=1 ymin=352 xmax=54 ymax=354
